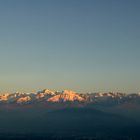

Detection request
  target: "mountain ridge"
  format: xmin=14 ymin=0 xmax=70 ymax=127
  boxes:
xmin=0 ymin=89 xmax=140 ymax=106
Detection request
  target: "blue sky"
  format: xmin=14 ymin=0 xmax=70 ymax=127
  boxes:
xmin=0 ymin=0 xmax=140 ymax=93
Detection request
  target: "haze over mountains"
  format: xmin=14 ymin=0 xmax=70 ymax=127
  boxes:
xmin=1 ymin=89 xmax=140 ymax=140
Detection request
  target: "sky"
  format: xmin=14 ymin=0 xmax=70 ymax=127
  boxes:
xmin=0 ymin=0 xmax=140 ymax=93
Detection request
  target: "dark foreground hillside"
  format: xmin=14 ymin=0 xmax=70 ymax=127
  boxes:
xmin=0 ymin=106 xmax=140 ymax=140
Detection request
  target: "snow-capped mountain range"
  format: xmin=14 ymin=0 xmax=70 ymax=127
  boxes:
xmin=0 ymin=89 xmax=140 ymax=105
xmin=1 ymin=89 xmax=140 ymax=140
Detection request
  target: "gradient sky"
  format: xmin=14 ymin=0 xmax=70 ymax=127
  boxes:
xmin=0 ymin=0 xmax=140 ymax=93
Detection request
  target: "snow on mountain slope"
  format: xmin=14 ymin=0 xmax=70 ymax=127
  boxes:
xmin=36 ymin=89 xmax=56 ymax=99
xmin=47 ymin=90 xmax=85 ymax=102
xmin=17 ymin=96 xmax=31 ymax=104
xmin=0 ymin=89 xmax=140 ymax=106
xmin=0 ymin=93 xmax=9 ymax=101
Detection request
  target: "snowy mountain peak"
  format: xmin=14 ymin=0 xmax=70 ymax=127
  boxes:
xmin=0 ymin=93 xmax=9 ymax=101
xmin=36 ymin=89 xmax=55 ymax=99
xmin=47 ymin=90 xmax=85 ymax=102
xmin=38 ymin=89 xmax=55 ymax=95
xmin=17 ymin=96 xmax=31 ymax=104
